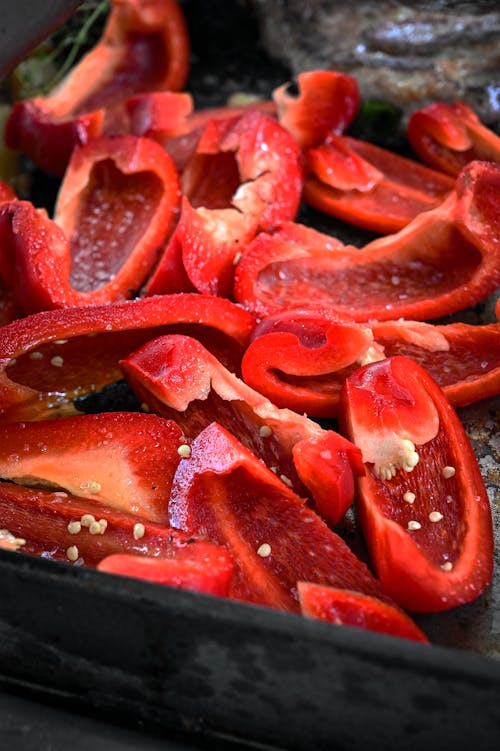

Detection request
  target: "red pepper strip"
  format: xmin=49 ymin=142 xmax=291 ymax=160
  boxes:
xmin=407 ymin=102 xmax=500 ymax=177
xmin=297 ymin=583 xmax=428 ymax=643
xmin=145 ymin=111 xmax=303 ymax=298
xmin=97 ymin=549 xmax=234 ymax=597
xmin=5 ymin=0 xmax=190 ymax=176
xmin=272 ymin=70 xmax=360 ymax=149
xmin=169 ymin=421 xmax=384 ymax=612
xmin=234 ymin=160 xmax=500 ymax=321
xmin=339 ymin=356 xmax=494 ymax=613
xmin=0 ymin=181 xmax=16 ymax=203
xmin=127 ymin=92 xmax=277 ymax=173
xmin=0 ymin=412 xmax=186 ymax=523
xmin=242 ymin=306 xmax=381 ymax=418
xmin=242 ymin=308 xmax=500 ymax=417
xmin=371 ymin=319 xmax=500 ymax=408
xmin=0 ymin=293 xmax=255 ymax=422
xmin=120 ymin=334 xmax=363 ymax=528
xmin=0 ymin=137 xmax=180 ymax=315
xmin=303 ymin=135 xmax=454 ymax=234
xmin=0 ymin=479 xmax=218 ymax=568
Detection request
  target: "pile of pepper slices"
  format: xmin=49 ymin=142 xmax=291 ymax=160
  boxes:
xmin=0 ymin=0 xmax=499 ymax=644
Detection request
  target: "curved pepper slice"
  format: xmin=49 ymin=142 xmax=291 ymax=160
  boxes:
xmin=234 ymin=161 xmax=500 ymax=321
xmin=407 ymin=102 xmax=500 ymax=177
xmin=97 ymin=547 xmax=234 ymax=597
xmin=304 ymin=135 xmax=454 ymax=233
xmin=5 ymin=0 xmax=190 ymax=175
xmin=0 ymin=136 xmax=180 ymax=314
xmin=120 ymin=334 xmax=363 ymax=527
xmin=298 ymin=583 xmax=428 ymax=643
xmin=241 ymin=308 xmax=500 ymax=417
xmin=272 ymin=70 xmax=360 ymax=149
xmin=146 ymin=111 xmax=303 ymax=298
xmin=168 ymin=421 xmax=384 ymax=612
xmin=0 ymin=412 xmax=186 ymax=523
xmin=0 ymin=293 xmax=255 ymax=422
xmin=339 ymin=356 xmax=494 ymax=613
xmin=0 ymin=479 xmax=216 ymax=567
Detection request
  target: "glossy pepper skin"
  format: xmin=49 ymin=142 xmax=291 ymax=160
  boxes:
xmin=339 ymin=356 xmax=494 ymax=613
xmin=145 ymin=110 xmax=303 ymax=298
xmin=0 ymin=135 xmax=180 ymax=314
xmin=0 ymin=294 xmax=255 ymax=422
xmin=120 ymin=333 xmax=364 ymax=528
xmin=5 ymin=0 xmax=190 ymax=175
xmin=298 ymin=583 xmax=428 ymax=643
xmin=272 ymin=70 xmax=360 ymax=149
xmin=0 ymin=412 xmax=187 ymax=523
xmin=407 ymin=101 xmax=500 ymax=177
xmin=303 ymin=134 xmax=454 ymax=233
xmin=234 ymin=160 xmax=500 ymax=321
xmin=168 ymin=421 xmax=384 ymax=613
xmin=241 ymin=307 xmax=500 ymax=418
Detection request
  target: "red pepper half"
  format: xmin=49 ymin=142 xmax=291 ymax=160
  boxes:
xmin=298 ymin=583 xmax=428 ymax=643
xmin=303 ymin=135 xmax=454 ymax=233
xmin=0 ymin=479 xmax=216 ymax=567
xmin=5 ymin=0 xmax=190 ymax=175
xmin=145 ymin=111 xmax=303 ymax=298
xmin=241 ymin=308 xmax=500 ymax=417
xmin=234 ymin=161 xmax=500 ymax=321
xmin=0 ymin=136 xmax=180 ymax=314
xmin=120 ymin=333 xmax=363 ymax=527
xmin=339 ymin=356 xmax=494 ymax=612
xmin=97 ymin=546 xmax=234 ymax=597
xmin=0 ymin=294 xmax=255 ymax=421
xmin=0 ymin=412 xmax=186 ymax=522
xmin=407 ymin=102 xmax=500 ymax=177
xmin=168 ymin=421 xmax=384 ymax=613
xmin=272 ymin=70 xmax=360 ymax=149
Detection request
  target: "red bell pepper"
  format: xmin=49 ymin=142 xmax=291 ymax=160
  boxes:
xmin=145 ymin=110 xmax=303 ymax=298
xmin=298 ymin=583 xmax=428 ymax=643
xmin=407 ymin=102 xmax=500 ymax=177
xmin=303 ymin=134 xmax=454 ymax=233
xmin=272 ymin=70 xmax=360 ymax=149
xmin=168 ymin=421 xmax=384 ymax=613
xmin=5 ymin=0 xmax=190 ymax=176
xmin=234 ymin=161 xmax=500 ymax=321
xmin=0 ymin=293 xmax=255 ymax=422
xmin=0 ymin=135 xmax=180 ymax=315
xmin=339 ymin=356 xmax=494 ymax=612
xmin=0 ymin=478 xmax=221 ymax=568
xmin=0 ymin=412 xmax=186 ymax=523
xmin=241 ymin=308 xmax=500 ymax=417
xmin=97 ymin=548 xmax=234 ymax=597
xmin=120 ymin=333 xmax=363 ymax=527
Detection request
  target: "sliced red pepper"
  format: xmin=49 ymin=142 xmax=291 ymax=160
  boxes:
xmin=0 ymin=412 xmax=186 ymax=522
xmin=120 ymin=333 xmax=363 ymax=527
xmin=241 ymin=308 xmax=500 ymax=417
xmin=0 ymin=293 xmax=255 ymax=422
xmin=303 ymin=135 xmax=454 ymax=233
xmin=241 ymin=307 xmax=381 ymax=418
xmin=97 ymin=547 xmax=234 ymax=597
xmin=145 ymin=110 xmax=303 ymax=297
xmin=298 ymin=583 xmax=428 ymax=643
xmin=168 ymin=421 xmax=384 ymax=612
xmin=407 ymin=102 xmax=500 ymax=177
xmin=339 ymin=356 xmax=494 ymax=612
xmin=0 ymin=479 xmax=214 ymax=567
xmin=272 ymin=70 xmax=360 ymax=148
xmin=1 ymin=136 xmax=180 ymax=314
xmin=234 ymin=161 xmax=500 ymax=321
xmin=5 ymin=0 xmax=190 ymax=175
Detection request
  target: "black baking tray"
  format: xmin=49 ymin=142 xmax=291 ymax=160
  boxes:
xmin=0 ymin=1 xmax=499 ymax=749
